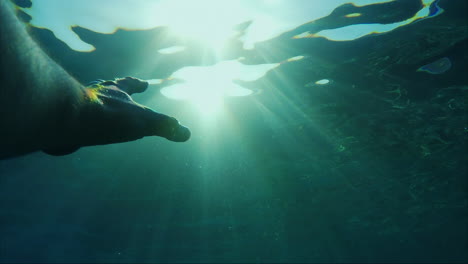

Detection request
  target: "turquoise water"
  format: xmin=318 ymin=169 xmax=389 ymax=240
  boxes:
xmin=1 ymin=0 xmax=467 ymax=262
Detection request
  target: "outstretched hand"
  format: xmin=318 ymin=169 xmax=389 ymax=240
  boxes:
xmin=0 ymin=1 xmax=190 ymax=159
xmin=43 ymin=77 xmax=191 ymax=156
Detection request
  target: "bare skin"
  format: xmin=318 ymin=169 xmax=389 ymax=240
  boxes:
xmin=0 ymin=1 xmax=190 ymax=159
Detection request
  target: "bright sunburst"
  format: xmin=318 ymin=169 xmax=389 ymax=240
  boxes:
xmin=20 ymin=0 xmax=442 ymax=121
xmin=161 ymin=0 xmax=248 ymax=49
xmin=157 ymin=59 xmax=285 ymax=118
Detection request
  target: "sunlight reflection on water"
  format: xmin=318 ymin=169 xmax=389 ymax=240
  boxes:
xmin=17 ymin=0 xmax=443 ymax=114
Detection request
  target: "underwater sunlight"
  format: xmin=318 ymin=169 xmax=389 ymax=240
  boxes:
xmin=18 ymin=0 xmax=444 ymax=119
xmin=2 ymin=0 xmax=466 ymax=262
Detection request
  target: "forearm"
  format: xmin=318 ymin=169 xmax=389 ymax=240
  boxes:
xmin=0 ymin=1 xmax=190 ymax=159
xmin=0 ymin=1 xmax=85 ymax=156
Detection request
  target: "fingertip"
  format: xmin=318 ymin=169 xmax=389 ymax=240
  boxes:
xmin=169 ymin=124 xmax=191 ymax=142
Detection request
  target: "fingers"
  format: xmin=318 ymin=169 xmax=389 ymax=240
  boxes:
xmin=169 ymin=123 xmax=191 ymax=142
xmin=141 ymin=109 xmax=191 ymax=142
xmin=74 ymin=86 xmax=191 ymax=148
xmin=115 ymin=77 xmax=149 ymax=95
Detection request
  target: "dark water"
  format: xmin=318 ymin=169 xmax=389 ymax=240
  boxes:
xmin=1 ymin=0 xmax=467 ymax=263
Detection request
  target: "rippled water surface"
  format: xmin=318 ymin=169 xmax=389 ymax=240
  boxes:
xmin=1 ymin=0 xmax=467 ymax=262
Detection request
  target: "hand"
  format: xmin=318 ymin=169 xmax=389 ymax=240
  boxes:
xmin=0 ymin=1 xmax=190 ymax=159
xmin=42 ymin=77 xmax=191 ymax=156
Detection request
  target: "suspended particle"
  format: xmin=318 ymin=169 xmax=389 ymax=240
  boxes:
xmin=417 ymin=57 xmax=452 ymax=74
xmin=305 ymin=79 xmax=332 ymax=87
xmin=345 ymin=13 xmax=362 ymax=18
xmin=315 ymin=79 xmax=330 ymax=85
xmin=287 ymin=56 xmax=305 ymax=62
